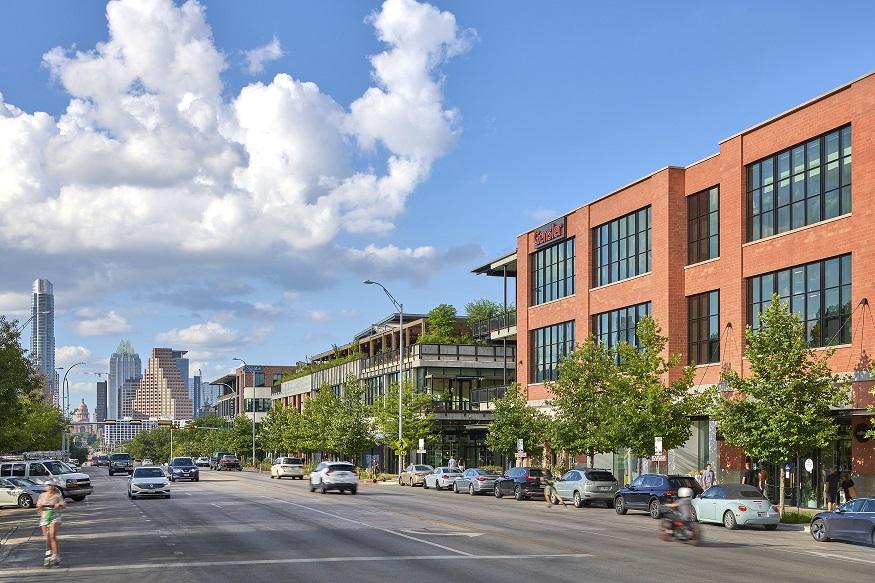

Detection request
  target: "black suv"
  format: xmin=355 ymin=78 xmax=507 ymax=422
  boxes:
xmin=108 ymin=453 xmax=133 ymax=476
xmin=614 ymin=473 xmax=703 ymax=518
xmin=493 ymin=467 xmax=552 ymax=501
xmin=210 ymin=452 xmax=233 ymax=470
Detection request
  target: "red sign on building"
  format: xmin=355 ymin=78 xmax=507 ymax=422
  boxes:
xmin=532 ymin=217 xmax=566 ymax=248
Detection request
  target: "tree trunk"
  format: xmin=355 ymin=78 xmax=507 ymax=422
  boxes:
xmin=779 ymin=468 xmax=786 ymax=517
xmin=588 ymin=448 xmax=594 ymax=469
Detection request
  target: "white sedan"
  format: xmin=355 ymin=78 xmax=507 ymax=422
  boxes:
xmin=128 ymin=466 xmax=170 ymax=499
xmin=309 ymin=461 xmax=358 ymax=494
xmin=271 ymin=457 xmax=305 ymax=480
xmin=423 ymin=467 xmax=463 ymax=490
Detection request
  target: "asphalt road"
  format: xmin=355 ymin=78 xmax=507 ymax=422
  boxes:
xmin=1 ymin=467 xmax=873 ymax=582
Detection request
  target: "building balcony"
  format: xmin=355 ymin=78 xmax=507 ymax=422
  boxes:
xmin=471 ymin=311 xmax=517 ymax=341
xmin=360 ymin=343 xmax=516 ymax=372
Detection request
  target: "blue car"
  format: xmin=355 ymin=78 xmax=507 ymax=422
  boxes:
xmin=614 ymin=473 xmax=703 ymax=519
xmin=168 ymin=457 xmax=200 ymax=482
xmin=811 ymin=497 xmax=875 ymax=546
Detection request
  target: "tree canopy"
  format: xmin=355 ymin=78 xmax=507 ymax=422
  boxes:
xmin=371 ymin=380 xmax=434 ymax=460
xmin=485 ymin=383 xmax=549 ymax=461
xmin=418 ymin=304 xmax=471 ymax=344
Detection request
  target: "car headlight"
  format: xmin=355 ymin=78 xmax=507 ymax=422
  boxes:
xmin=132 ymin=483 xmax=147 ymax=488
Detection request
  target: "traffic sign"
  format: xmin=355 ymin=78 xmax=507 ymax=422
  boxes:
xmin=654 ymin=437 xmax=663 ymax=454
xmin=418 ymin=438 xmax=425 ymax=450
xmin=416 ymin=449 xmax=427 ymax=454
xmin=516 ymin=439 xmax=524 ymax=453
xmin=651 ymin=454 xmax=667 ymax=462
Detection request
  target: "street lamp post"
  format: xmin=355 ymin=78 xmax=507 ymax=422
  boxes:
xmin=58 ymin=361 xmax=87 ymax=453
xmin=363 ymin=280 xmax=404 ymax=476
xmin=233 ymin=358 xmax=256 ymax=471
xmin=11 ymin=310 xmax=51 ymax=334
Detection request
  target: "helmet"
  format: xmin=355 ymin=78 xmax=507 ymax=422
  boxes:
xmin=678 ymin=487 xmax=693 ymax=498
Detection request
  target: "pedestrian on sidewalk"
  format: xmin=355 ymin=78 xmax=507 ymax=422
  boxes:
xmin=700 ymin=463 xmax=716 ymax=491
xmin=825 ymin=467 xmax=840 ymax=510
xmin=458 ymin=459 xmax=465 ymax=472
xmin=841 ymin=472 xmax=856 ymax=502
xmin=36 ymin=484 xmax=65 ymax=567
xmin=758 ymin=466 xmax=768 ymax=493
xmin=742 ymin=460 xmax=757 ymax=486
xmin=448 ymin=456 xmax=457 ymax=469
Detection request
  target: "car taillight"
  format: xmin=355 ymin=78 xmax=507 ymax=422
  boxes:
xmin=663 ymin=490 xmax=675 ymax=497
xmin=441 ymin=474 xmax=448 ymax=479
xmin=326 ymin=469 xmax=334 ymax=475
xmin=525 ymin=476 xmax=537 ymax=481
xmin=476 ymin=476 xmax=488 ymax=481
xmin=673 ymin=521 xmax=683 ymax=526
xmin=771 ymin=505 xmax=779 ymax=512
xmin=737 ymin=505 xmax=748 ymax=512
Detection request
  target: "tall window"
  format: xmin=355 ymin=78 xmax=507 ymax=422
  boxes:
xmin=747 ymin=126 xmax=851 ymax=242
xmin=592 ymin=207 xmax=651 ymax=287
xmin=592 ymin=302 xmax=651 ymax=352
xmin=530 ymin=321 xmax=575 ymax=383
xmin=531 ymin=238 xmax=575 ymax=305
xmin=688 ymin=186 xmax=719 ymax=264
xmin=688 ymin=290 xmax=719 ymax=365
xmin=748 ymin=254 xmax=851 ymax=347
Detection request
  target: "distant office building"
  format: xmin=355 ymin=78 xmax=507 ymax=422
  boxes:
xmin=190 ymin=375 xmax=202 ymax=418
xmin=95 ymin=381 xmax=107 ymax=422
xmin=30 ymin=279 xmax=57 ymax=405
xmin=174 ymin=350 xmax=189 ymax=405
xmin=108 ymin=340 xmax=141 ymax=419
xmin=130 ymin=348 xmax=193 ymax=420
xmin=103 ymin=418 xmax=185 ymax=450
xmin=120 ymin=378 xmax=141 ymax=418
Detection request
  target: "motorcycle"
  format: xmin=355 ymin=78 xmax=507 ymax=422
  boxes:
xmin=660 ymin=507 xmax=702 ymax=545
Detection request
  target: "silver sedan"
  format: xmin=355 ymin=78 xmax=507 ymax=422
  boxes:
xmin=453 ymin=468 xmax=502 ymax=495
xmin=423 ymin=467 xmax=463 ymax=490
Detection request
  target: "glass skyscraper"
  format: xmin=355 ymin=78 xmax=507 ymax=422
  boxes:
xmin=30 ymin=279 xmax=57 ymax=405
xmin=109 ymin=339 xmax=142 ymax=419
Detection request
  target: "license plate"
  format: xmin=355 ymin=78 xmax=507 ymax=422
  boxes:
xmin=757 ymin=512 xmax=766 ymax=517
xmin=598 ymin=486 xmax=610 ymax=491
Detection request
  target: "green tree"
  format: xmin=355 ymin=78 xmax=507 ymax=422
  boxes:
xmin=550 ymin=336 xmax=623 ymax=467
xmin=332 ymin=376 xmax=375 ymax=459
xmin=259 ymin=405 xmax=287 ymax=456
xmin=301 ymin=385 xmax=340 ymax=454
xmin=371 ymin=380 xmax=434 ymax=464
xmin=127 ymin=428 xmax=172 ymax=463
xmin=716 ymin=294 xmax=846 ymax=513
xmin=615 ymin=316 xmax=710 ymax=461
xmin=485 ymin=383 xmax=548 ymax=463
xmin=227 ymin=415 xmax=255 ymax=460
xmin=419 ymin=304 xmax=469 ymax=344
xmin=464 ymin=299 xmax=502 ymax=323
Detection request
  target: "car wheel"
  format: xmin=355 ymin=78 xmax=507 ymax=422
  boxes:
xmin=71 ymin=495 xmax=86 ymax=502
xmin=453 ymin=482 xmax=458 ymax=494
xmin=723 ymin=510 xmax=738 ymax=530
xmin=237 ymin=468 xmax=242 ymax=472
xmin=18 ymin=494 xmax=34 ymax=508
xmin=423 ymin=480 xmax=429 ymax=490
xmin=649 ymin=499 xmax=661 ymax=519
xmin=810 ymin=518 xmax=829 ymax=542
xmin=409 ymin=477 xmax=414 ymax=487
xmin=573 ymin=491 xmax=583 ymax=508
xmin=614 ymin=496 xmax=627 ymax=515
xmin=309 ymin=482 xmax=316 ymax=493
xmin=127 ymin=491 xmax=132 ymax=499
xmin=469 ymin=484 xmax=475 ymax=496
xmin=763 ymin=524 xmax=777 ymax=531
xmin=195 ymin=477 xmax=200 ymax=482
xmin=398 ymin=476 xmax=404 ymax=485
xmin=170 ymin=477 xmax=175 ymax=482
xmin=514 ymin=486 xmax=524 ymax=501
xmin=351 ymin=487 xmax=357 ymax=495
xmin=270 ymin=474 xmax=275 ymax=479
xmin=165 ymin=494 xmax=171 ymax=499
xmin=320 ymin=481 xmax=327 ymax=494
xmin=495 ymin=485 xmax=503 ymax=499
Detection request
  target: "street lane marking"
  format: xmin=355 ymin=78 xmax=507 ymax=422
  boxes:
xmin=401 ymin=530 xmax=482 ymax=537
xmin=260 ymin=496 xmax=473 ymax=556
xmin=0 ymin=553 xmax=594 ymax=575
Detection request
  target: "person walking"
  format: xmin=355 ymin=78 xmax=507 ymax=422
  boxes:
xmin=448 ymin=456 xmax=457 ymax=469
xmin=36 ymin=484 xmax=65 ymax=567
xmin=841 ymin=472 xmax=856 ymax=502
xmin=700 ymin=463 xmax=716 ymax=491
xmin=825 ymin=467 xmax=841 ymax=510
xmin=758 ymin=466 xmax=768 ymax=494
xmin=742 ymin=460 xmax=757 ymax=486
xmin=458 ymin=459 xmax=465 ymax=472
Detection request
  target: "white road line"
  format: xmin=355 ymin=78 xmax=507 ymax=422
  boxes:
xmin=260 ymin=496 xmax=473 ymax=556
xmin=0 ymin=553 xmax=593 ymax=576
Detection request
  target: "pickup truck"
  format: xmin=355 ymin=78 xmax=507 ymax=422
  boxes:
xmin=109 ymin=453 xmax=134 ymax=476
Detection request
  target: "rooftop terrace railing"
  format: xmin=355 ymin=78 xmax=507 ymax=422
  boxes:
xmin=471 ymin=311 xmax=517 ymax=339
xmin=359 ymin=343 xmax=516 ymax=369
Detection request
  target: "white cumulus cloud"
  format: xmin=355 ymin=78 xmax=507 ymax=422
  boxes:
xmin=156 ymin=320 xmax=240 ymax=347
xmin=244 ymin=36 xmax=284 ymax=75
xmin=56 ymin=345 xmax=93 ymax=368
xmin=74 ymin=310 xmax=132 ymax=336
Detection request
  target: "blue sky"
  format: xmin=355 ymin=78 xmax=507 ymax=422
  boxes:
xmin=2 ymin=0 xmax=874 ymax=415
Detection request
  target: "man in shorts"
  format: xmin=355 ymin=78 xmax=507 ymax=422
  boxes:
xmin=825 ymin=467 xmax=841 ymax=510
xmin=36 ymin=484 xmax=65 ymax=567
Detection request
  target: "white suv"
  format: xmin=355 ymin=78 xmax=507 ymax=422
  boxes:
xmin=271 ymin=457 xmax=304 ymax=480
xmin=309 ymin=462 xmax=358 ymax=494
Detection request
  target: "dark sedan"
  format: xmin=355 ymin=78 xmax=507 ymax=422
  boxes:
xmin=494 ymin=467 xmax=552 ymax=501
xmin=811 ymin=497 xmax=875 ymax=546
xmin=614 ymin=473 xmax=703 ymax=519
xmin=453 ymin=468 xmax=502 ymax=495
xmin=168 ymin=457 xmax=200 ymax=482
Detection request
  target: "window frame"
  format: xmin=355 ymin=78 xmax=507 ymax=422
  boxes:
xmin=591 ymin=206 xmax=652 ymax=287
xmin=529 ymin=321 xmax=575 ymax=384
xmin=530 ymin=237 xmax=576 ymax=306
xmin=687 ymin=186 xmax=720 ymax=264
xmin=687 ymin=290 xmax=720 ymax=365
xmin=592 ymin=302 xmax=652 ymax=357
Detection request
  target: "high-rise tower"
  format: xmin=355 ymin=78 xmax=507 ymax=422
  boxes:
xmin=130 ymin=348 xmax=193 ymax=420
xmin=108 ymin=339 xmax=142 ymax=419
xmin=30 ymin=279 xmax=57 ymax=405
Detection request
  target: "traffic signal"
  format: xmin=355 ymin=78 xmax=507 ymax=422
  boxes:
xmin=157 ymin=419 xmax=172 ymax=427
xmin=130 ymin=419 xmax=142 ymax=425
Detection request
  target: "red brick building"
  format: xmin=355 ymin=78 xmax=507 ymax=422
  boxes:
xmin=512 ymin=72 xmax=875 ymax=505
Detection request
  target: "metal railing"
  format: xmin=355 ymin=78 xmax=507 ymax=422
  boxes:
xmin=359 ymin=343 xmax=516 ymax=369
xmin=430 ymin=385 xmax=510 ymax=413
xmin=471 ymin=311 xmax=517 ymax=339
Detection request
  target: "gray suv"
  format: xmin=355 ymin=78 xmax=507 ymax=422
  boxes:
xmin=552 ymin=468 xmax=619 ymax=508
xmin=109 ymin=453 xmax=133 ymax=476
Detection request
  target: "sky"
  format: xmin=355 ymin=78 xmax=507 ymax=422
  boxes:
xmin=2 ymin=0 xmax=874 ymax=416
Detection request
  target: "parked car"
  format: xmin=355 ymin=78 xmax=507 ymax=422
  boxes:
xmin=109 ymin=453 xmax=134 ymax=476
xmin=128 ymin=466 xmax=170 ymax=499
xmin=142 ymin=458 xmax=155 ymax=466
xmin=810 ymin=497 xmax=875 ymax=546
xmin=0 ymin=459 xmax=93 ymax=502
xmin=194 ymin=457 xmax=210 ymax=468
xmin=399 ymin=464 xmax=433 ymax=486
xmin=453 ymin=468 xmax=502 ymax=495
xmin=309 ymin=461 xmax=358 ymax=494
xmin=494 ymin=467 xmax=552 ymax=501
xmin=271 ymin=457 xmax=305 ymax=480
xmin=217 ymin=455 xmax=241 ymax=471
xmin=210 ymin=452 xmax=233 ymax=470
xmin=423 ymin=467 xmax=463 ymax=490
xmin=0 ymin=477 xmax=45 ymax=508
xmin=614 ymin=474 xmax=703 ymax=519
xmin=552 ymin=468 xmax=619 ymax=508
xmin=168 ymin=457 xmax=200 ymax=482
xmin=691 ymin=484 xmax=779 ymax=529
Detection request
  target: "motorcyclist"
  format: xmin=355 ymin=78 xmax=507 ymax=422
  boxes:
xmin=662 ymin=486 xmax=694 ymax=534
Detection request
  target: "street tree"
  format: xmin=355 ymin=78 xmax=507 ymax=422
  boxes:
xmin=259 ymin=405 xmax=287 ymax=458
xmin=485 ymin=383 xmax=549 ymax=464
xmin=301 ymin=385 xmax=340 ymax=455
xmin=227 ymin=415 xmax=255 ymax=459
xmin=550 ymin=336 xmax=623 ymax=467
xmin=615 ymin=316 xmax=709 ymax=464
xmin=716 ymin=294 xmax=846 ymax=513
xmin=331 ymin=376 xmax=375 ymax=459
xmin=418 ymin=304 xmax=469 ymax=344
xmin=371 ymin=380 xmax=434 ymax=464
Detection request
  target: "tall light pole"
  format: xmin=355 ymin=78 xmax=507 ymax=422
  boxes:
xmin=58 ymin=361 xmax=87 ymax=453
xmin=11 ymin=310 xmax=51 ymax=334
xmin=233 ymin=357 xmax=256 ymax=471
xmin=363 ymin=280 xmax=404 ymax=476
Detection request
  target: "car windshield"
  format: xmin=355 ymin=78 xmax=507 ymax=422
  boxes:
xmin=527 ymin=469 xmax=552 ymax=478
xmin=414 ymin=465 xmax=432 ymax=471
xmin=222 ymin=455 xmax=238 ymax=461
xmin=43 ymin=461 xmax=75 ymax=475
xmin=133 ymin=468 xmax=165 ymax=478
xmin=670 ymin=477 xmax=700 ymax=490
xmin=585 ymin=471 xmax=616 ymax=482
xmin=111 ymin=454 xmax=130 ymax=461
xmin=284 ymin=458 xmax=303 ymax=465
xmin=329 ymin=464 xmax=354 ymax=471
xmin=172 ymin=458 xmax=194 ymax=466
xmin=721 ymin=485 xmax=767 ymax=499
xmin=8 ymin=477 xmax=37 ymax=487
